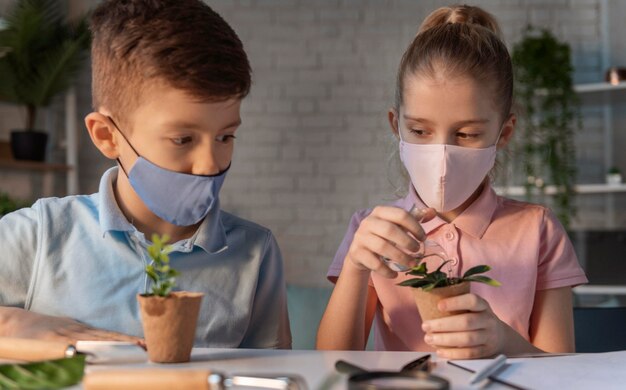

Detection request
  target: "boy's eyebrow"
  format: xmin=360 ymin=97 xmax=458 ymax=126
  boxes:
xmin=402 ymin=115 xmax=490 ymax=126
xmin=162 ymin=119 xmax=242 ymax=131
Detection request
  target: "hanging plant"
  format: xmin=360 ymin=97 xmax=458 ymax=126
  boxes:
xmin=511 ymin=26 xmax=581 ymax=228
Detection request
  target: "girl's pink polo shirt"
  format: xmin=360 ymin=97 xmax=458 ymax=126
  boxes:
xmin=327 ymin=184 xmax=588 ymax=351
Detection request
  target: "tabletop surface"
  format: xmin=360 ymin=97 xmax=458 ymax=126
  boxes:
xmin=84 ymin=348 xmax=513 ymax=390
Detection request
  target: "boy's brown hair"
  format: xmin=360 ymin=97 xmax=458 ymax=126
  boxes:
xmin=90 ymin=0 xmax=251 ymax=124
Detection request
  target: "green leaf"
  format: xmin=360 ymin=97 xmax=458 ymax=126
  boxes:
xmin=434 ymin=259 xmax=452 ymax=273
xmin=463 ymin=275 xmax=502 ymax=287
xmin=462 ymin=265 xmax=491 ymax=278
xmin=0 ymin=355 xmax=85 ymax=389
xmin=406 ymin=262 xmax=427 ymax=275
xmin=397 ymin=279 xmax=432 ymax=288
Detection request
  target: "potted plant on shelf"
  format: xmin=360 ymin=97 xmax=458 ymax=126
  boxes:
xmin=137 ymin=234 xmax=204 ymax=363
xmin=0 ymin=0 xmax=90 ymax=161
xmin=506 ymin=26 xmax=581 ymax=229
xmin=606 ymin=166 xmax=622 ymax=186
xmin=399 ymin=261 xmax=501 ymax=320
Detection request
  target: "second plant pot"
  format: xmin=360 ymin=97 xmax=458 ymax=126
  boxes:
xmin=413 ymin=282 xmax=470 ymax=321
xmin=137 ymin=291 xmax=204 ymax=363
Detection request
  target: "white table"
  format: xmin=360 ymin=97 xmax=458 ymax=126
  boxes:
xmin=84 ymin=348 xmax=510 ymax=390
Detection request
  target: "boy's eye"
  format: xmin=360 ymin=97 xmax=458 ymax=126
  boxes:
xmin=171 ymin=136 xmax=193 ymax=146
xmin=216 ymin=134 xmax=236 ymax=143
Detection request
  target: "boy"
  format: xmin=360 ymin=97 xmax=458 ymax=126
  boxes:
xmin=0 ymin=0 xmax=291 ymax=349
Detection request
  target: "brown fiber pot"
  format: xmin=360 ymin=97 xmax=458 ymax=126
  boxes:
xmin=413 ymin=282 xmax=470 ymax=321
xmin=137 ymin=291 xmax=203 ymax=363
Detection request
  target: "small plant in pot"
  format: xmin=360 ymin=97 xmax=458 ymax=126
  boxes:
xmin=399 ymin=260 xmax=501 ymax=321
xmin=606 ymin=166 xmax=622 ymax=186
xmin=0 ymin=0 xmax=90 ymax=161
xmin=137 ymin=234 xmax=204 ymax=363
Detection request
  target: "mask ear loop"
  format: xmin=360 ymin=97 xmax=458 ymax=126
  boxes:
xmin=106 ymin=116 xmax=139 ymax=177
xmin=493 ymin=113 xmax=513 ymax=148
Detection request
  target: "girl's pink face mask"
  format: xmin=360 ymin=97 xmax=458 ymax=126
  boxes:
xmin=399 ymin=139 xmax=497 ymax=213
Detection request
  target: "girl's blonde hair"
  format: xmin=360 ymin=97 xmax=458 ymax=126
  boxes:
xmin=393 ymin=4 xmax=513 ymax=120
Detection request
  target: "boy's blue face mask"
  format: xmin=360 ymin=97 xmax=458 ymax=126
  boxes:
xmin=108 ymin=116 xmax=229 ymax=227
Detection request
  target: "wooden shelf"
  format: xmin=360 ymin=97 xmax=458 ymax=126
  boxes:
xmin=495 ymin=183 xmax=626 ymax=196
xmin=574 ymin=81 xmax=626 ymax=93
xmin=574 ymin=285 xmax=626 ymax=295
xmin=0 ymin=159 xmax=72 ymax=172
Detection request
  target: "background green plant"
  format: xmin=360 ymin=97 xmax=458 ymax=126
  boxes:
xmin=144 ymin=234 xmax=180 ymax=297
xmin=0 ymin=192 xmax=30 ymax=216
xmin=511 ymin=26 xmax=581 ymax=228
xmin=0 ymin=0 xmax=90 ymax=131
xmin=398 ymin=262 xmax=501 ymax=291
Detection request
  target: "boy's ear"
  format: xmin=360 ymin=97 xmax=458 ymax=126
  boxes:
xmin=85 ymin=112 xmax=120 ymax=159
xmin=388 ymin=108 xmax=400 ymax=139
xmin=497 ymin=113 xmax=516 ymax=149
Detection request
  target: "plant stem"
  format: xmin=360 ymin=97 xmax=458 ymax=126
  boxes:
xmin=26 ymin=104 xmax=37 ymax=131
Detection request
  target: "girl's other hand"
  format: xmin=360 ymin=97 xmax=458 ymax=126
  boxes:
xmin=345 ymin=206 xmax=436 ymax=278
xmin=421 ymin=293 xmax=506 ymax=359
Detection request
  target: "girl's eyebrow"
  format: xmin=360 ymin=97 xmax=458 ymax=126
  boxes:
xmin=403 ymin=115 xmax=490 ymax=127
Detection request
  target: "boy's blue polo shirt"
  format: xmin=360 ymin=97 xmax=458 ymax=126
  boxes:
xmin=0 ymin=167 xmax=291 ymax=348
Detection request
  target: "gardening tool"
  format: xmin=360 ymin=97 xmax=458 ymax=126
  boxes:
xmin=83 ymin=369 xmax=307 ymax=390
xmin=335 ymin=354 xmax=449 ymax=389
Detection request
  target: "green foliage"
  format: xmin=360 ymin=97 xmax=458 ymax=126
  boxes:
xmin=511 ymin=26 xmax=580 ymax=228
xmin=0 ymin=192 xmax=30 ymax=216
xmin=0 ymin=355 xmax=85 ymax=389
xmin=398 ymin=262 xmax=501 ymax=291
xmin=0 ymin=0 xmax=91 ymax=130
xmin=144 ymin=233 xmax=179 ymax=297
xmin=608 ymin=166 xmax=621 ymax=174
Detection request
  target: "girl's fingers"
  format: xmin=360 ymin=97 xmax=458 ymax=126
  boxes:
xmin=366 ymin=217 xmax=421 ymax=253
xmin=411 ymin=207 xmax=437 ymax=224
xmin=424 ymin=329 xmax=488 ymax=348
xmin=435 ymin=345 xmax=491 ymax=360
xmin=370 ymin=206 xmax=427 ymax=241
xmin=438 ymin=293 xmax=490 ymax=313
xmin=353 ymin=226 xmax=417 ymax=266
xmin=422 ymin=312 xmax=485 ymax=333
xmin=349 ymin=247 xmax=398 ymax=279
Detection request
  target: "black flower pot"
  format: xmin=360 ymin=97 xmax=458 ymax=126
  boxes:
xmin=10 ymin=130 xmax=48 ymax=162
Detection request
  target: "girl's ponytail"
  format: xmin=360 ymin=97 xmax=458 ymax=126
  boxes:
xmin=394 ymin=5 xmax=512 ymax=120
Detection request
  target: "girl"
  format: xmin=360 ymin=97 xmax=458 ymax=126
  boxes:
xmin=316 ymin=4 xmax=587 ymax=359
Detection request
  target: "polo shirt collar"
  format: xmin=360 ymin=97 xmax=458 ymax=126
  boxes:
xmin=404 ymin=181 xmax=498 ymax=239
xmin=98 ymin=166 xmax=228 ymax=254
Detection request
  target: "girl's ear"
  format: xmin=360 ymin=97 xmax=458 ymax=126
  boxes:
xmin=497 ymin=113 xmax=516 ymax=149
xmin=85 ymin=112 xmax=120 ymax=159
xmin=388 ymin=108 xmax=400 ymax=139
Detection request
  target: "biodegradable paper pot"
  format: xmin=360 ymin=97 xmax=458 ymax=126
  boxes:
xmin=137 ymin=291 xmax=203 ymax=363
xmin=413 ymin=282 xmax=470 ymax=321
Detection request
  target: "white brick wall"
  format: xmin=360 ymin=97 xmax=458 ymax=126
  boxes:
xmin=1 ymin=0 xmax=621 ymax=286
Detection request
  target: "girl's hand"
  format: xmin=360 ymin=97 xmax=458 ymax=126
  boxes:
xmin=421 ymin=293 xmax=507 ymax=359
xmin=345 ymin=206 xmax=436 ymax=278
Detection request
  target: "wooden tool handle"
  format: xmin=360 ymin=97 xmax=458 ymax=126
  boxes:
xmin=0 ymin=337 xmax=71 ymax=361
xmin=83 ymin=369 xmax=215 ymax=390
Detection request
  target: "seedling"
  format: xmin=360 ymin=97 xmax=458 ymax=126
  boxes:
xmin=144 ymin=234 xmax=179 ymax=297
xmin=398 ymin=261 xmax=501 ymax=291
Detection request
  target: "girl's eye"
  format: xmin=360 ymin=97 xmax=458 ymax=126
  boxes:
xmin=409 ymin=129 xmax=428 ymax=136
xmin=171 ymin=136 xmax=193 ymax=146
xmin=457 ymin=132 xmax=480 ymax=139
xmin=216 ymin=134 xmax=236 ymax=143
